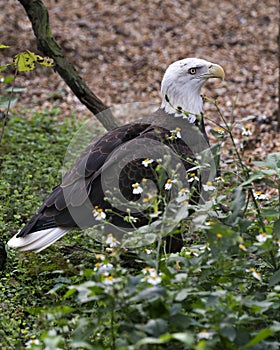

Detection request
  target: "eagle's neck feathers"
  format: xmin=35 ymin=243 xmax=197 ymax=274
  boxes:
xmin=160 ymin=87 xmax=203 ymax=122
xmin=160 ymin=74 xmax=204 ymax=123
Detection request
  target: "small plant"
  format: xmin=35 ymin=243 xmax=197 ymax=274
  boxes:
xmin=0 ymin=44 xmax=54 ymax=142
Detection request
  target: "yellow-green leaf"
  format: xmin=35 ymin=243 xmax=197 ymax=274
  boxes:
xmin=13 ymin=52 xmax=36 ymax=72
xmin=0 ymin=64 xmax=10 ymax=73
xmin=33 ymin=53 xmax=54 ymax=67
xmin=26 ymin=50 xmax=54 ymax=67
xmin=0 ymin=44 xmax=10 ymax=49
xmin=13 ymin=50 xmax=54 ymax=72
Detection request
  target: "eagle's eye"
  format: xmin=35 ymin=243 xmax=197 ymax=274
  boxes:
xmin=188 ymin=67 xmax=197 ymax=75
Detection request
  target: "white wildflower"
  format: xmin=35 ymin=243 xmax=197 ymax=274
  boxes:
xmin=252 ymin=271 xmax=262 ymax=281
xmin=200 ymin=244 xmax=211 ymax=253
xmin=239 ymin=244 xmax=247 ymax=251
xmin=246 ymin=267 xmax=262 ymax=282
xmin=141 ymin=267 xmax=162 ymax=285
xmin=132 ymin=182 xmax=143 ymax=194
xmin=95 ymin=262 xmax=114 ymax=276
xmin=143 ymin=192 xmax=154 ymax=203
xmin=185 ymin=248 xmax=199 ymax=257
xmin=176 ymin=188 xmax=189 ymax=203
xmin=168 ymin=127 xmax=182 ymax=140
xmin=214 ymin=127 xmax=225 ymax=136
xmin=95 ymin=253 xmax=105 ymax=260
xmin=256 ymin=232 xmax=272 ymax=243
xmin=165 ymin=178 xmax=177 ymax=190
xmin=253 ymin=191 xmax=267 ymax=200
xmin=106 ymin=233 xmax=120 ymax=247
xmin=124 ymin=214 xmax=138 ymax=223
xmin=187 ymin=173 xmax=199 ymax=183
xmin=197 ymin=330 xmax=215 ymax=340
xmin=93 ymin=206 xmax=106 ymax=220
xmin=202 ymin=181 xmax=216 ymax=191
xmin=178 ymin=188 xmax=187 ymax=196
xmin=146 ymin=274 xmax=162 ymax=285
xmin=142 ymin=158 xmax=154 ymax=167
xmin=103 ymin=276 xmax=116 ymax=285
xmin=215 ymin=176 xmax=225 ymax=183
xmin=241 ymin=125 xmax=252 ymax=136
xmin=25 ymin=339 xmax=41 ymax=348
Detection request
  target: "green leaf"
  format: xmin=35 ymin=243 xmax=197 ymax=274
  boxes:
xmin=2 ymin=76 xmax=14 ymax=84
xmin=0 ymin=63 xmax=10 ymax=72
xmin=6 ymin=86 xmax=26 ymax=93
xmin=132 ymin=286 xmax=164 ymax=301
xmin=70 ymin=341 xmax=96 ymax=349
xmin=262 ymin=208 xmax=280 ymax=218
xmin=224 ymin=186 xmax=246 ymax=225
xmin=35 ymin=53 xmax=55 ymax=67
xmin=243 ymin=300 xmax=274 ymax=313
xmin=195 ymin=340 xmax=207 ymax=350
xmin=135 ymin=336 xmax=169 ymax=346
xmin=210 ymin=129 xmax=223 ymax=138
xmin=243 ymin=328 xmax=273 ymax=348
xmin=220 ymin=323 xmax=236 ymax=342
xmin=273 ymin=219 xmax=280 ymax=238
xmin=13 ymin=50 xmax=54 ymax=72
xmin=145 ymin=319 xmax=167 ymax=337
xmin=240 ymin=115 xmax=256 ymax=122
xmin=241 ymin=172 xmax=265 ymax=187
xmin=268 ymin=269 xmax=280 ymax=288
xmin=0 ymin=96 xmax=18 ymax=108
xmin=254 ymin=153 xmax=280 ymax=170
xmin=174 ymin=203 xmax=189 ymax=221
xmin=171 ymin=332 xmax=194 ymax=345
xmin=175 ymin=288 xmax=189 ymax=301
xmin=13 ymin=51 xmax=36 ymax=72
xmin=63 ymin=288 xmax=77 ymax=299
xmin=46 ymin=305 xmax=75 ymax=315
xmin=46 ymin=282 xmax=66 ymax=294
xmin=135 ymin=332 xmax=194 ymax=347
xmin=0 ymin=44 xmax=10 ymax=48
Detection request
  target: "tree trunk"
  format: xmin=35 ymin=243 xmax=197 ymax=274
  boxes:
xmin=18 ymin=0 xmax=119 ymax=131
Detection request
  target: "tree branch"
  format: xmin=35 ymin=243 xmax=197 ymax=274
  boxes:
xmin=18 ymin=0 xmax=119 ymax=130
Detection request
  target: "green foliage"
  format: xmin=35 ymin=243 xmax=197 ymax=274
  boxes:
xmin=0 ymin=44 xmax=54 ymax=73
xmin=0 ymin=110 xmax=88 ymax=348
xmin=0 ymin=107 xmax=280 ymax=350
xmin=0 ymin=45 xmax=55 ymax=144
xmin=0 ymin=110 xmax=79 ymax=231
xmin=13 ymin=50 xmax=54 ymax=72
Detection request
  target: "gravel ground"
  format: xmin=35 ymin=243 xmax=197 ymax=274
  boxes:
xmin=0 ymin=0 xmax=279 ymax=157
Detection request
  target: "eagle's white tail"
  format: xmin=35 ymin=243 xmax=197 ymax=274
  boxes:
xmin=7 ymin=227 xmax=70 ymax=253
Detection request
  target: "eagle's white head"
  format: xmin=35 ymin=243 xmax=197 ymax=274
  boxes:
xmin=161 ymin=58 xmax=224 ymax=121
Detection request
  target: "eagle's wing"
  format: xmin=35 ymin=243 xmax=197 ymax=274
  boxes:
xmin=17 ymin=122 xmax=156 ymax=236
xmin=17 ymin=115 xmax=202 ymax=238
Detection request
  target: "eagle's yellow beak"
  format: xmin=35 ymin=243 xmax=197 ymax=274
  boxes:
xmin=199 ymin=63 xmax=225 ymax=80
xmin=205 ymin=63 xmax=225 ymax=80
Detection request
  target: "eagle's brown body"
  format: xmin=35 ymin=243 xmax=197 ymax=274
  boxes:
xmin=18 ymin=110 xmax=207 ymax=239
xmin=8 ymin=58 xmax=224 ymax=253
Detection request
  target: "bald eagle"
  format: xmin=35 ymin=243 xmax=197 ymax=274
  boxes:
xmin=8 ymin=58 xmax=224 ymax=253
